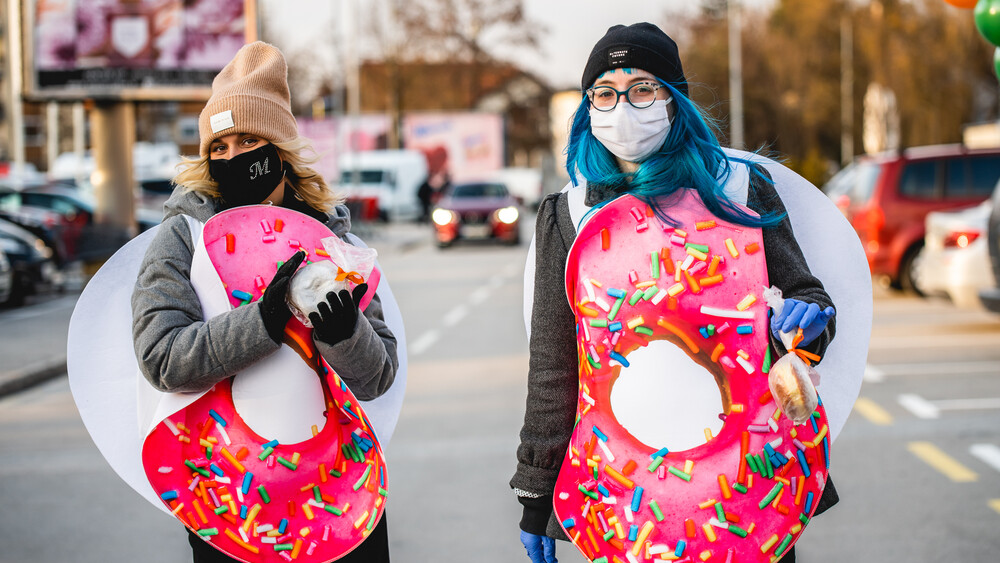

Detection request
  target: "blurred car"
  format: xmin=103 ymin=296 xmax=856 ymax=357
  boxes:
xmin=490 ymin=167 xmax=543 ymax=208
xmin=0 ymin=218 xmax=57 ymax=306
xmin=918 ymin=200 xmax=994 ymax=309
xmin=824 ymin=144 xmax=1000 ymax=293
xmin=0 ymin=248 xmax=12 ymax=306
xmin=137 ymin=178 xmax=175 ymax=220
xmin=337 ymin=150 xmax=428 ymax=222
xmin=978 ymin=181 xmax=1000 ymax=313
xmin=0 ymin=183 xmax=90 ymax=264
xmin=431 ymin=182 xmax=521 ymax=248
xmin=0 ymin=161 xmax=45 ymax=189
xmin=0 ymin=182 xmax=161 ymax=264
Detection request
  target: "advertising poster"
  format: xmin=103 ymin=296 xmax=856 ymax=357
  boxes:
xmin=296 ymin=115 xmax=393 ymax=183
xmin=28 ymin=0 xmax=249 ymax=99
xmin=402 ymin=113 xmax=504 ymax=182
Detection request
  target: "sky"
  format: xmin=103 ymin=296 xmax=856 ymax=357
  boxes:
xmin=261 ymin=0 xmax=776 ymax=92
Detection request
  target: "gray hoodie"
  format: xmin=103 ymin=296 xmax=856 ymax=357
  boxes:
xmin=131 ymin=188 xmax=397 ymax=400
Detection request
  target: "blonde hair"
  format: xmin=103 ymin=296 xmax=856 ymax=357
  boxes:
xmin=173 ymin=136 xmax=344 ymax=213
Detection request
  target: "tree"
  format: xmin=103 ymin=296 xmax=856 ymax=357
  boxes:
xmin=672 ymin=0 xmax=998 ymax=185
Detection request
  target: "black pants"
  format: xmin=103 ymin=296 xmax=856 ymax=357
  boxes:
xmin=188 ymin=512 xmax=389 ymax=563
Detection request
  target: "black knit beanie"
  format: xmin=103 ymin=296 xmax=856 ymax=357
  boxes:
xmin=581 ymin=22 xmax=688 ymax=98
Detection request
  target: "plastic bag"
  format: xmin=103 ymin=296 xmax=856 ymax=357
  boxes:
xmin=287 ymin=236 xmax=378 ymax=327
xmin=768 ymin=352 xmax=820 ymax=425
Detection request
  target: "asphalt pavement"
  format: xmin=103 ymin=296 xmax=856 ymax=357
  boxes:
xmin=0 ymin=219 xmax=432 ymax=398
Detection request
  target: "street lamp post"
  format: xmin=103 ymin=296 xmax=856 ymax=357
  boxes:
xmin=728 ymin=0 xmax=745 ymax=150
xmin=841 ymin=13 xmax=854 ymax=166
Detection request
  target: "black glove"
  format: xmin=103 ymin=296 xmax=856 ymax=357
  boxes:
xmin=309 ymin=283 xmax=367 ymax=345
xmin=259 ymin=250 xmax=306 ymax=343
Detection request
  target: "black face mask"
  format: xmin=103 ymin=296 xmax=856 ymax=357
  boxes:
xmin=208 ymin=143 xmax=285 ymax=208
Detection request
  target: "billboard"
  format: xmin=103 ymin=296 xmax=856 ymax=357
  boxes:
xmin=402 ymin=113 xmax=504 ymax=183
xmin=296 ymin=115 xmax=393 ymax=183
xmin=297 ymin=112 xmax=505 ymax=184
xmin=23 ymin=0 xmax=255 ymax=101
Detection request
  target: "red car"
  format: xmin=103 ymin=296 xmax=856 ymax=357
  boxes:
xmin=824 ymin=144 xmax=1000 ymax=292
xmin=431 ymin=182 xmax=521 ymax=248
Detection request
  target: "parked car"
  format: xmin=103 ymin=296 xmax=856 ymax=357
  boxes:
xmin=0 ymin=218 xmax=57 ymax=305
xmin=978 ymin=180 xmax=1000 ymax=313
xmin=337 ymin=150 xmax=428 ymax=222
xmin=0 ymin=248 xmax=13 ymax=306
xmin=0 ymin=161 xmax=45 ymax=189
xmin=824 ymin=144 xmax=1000 ymax=293
xmin=918 ymin=200 xmax=994 ymax=308
xmin=0 ymin=182 xmax=160 ymax=264
xmin=431 ymin=181 xmax=521 ymax=248
xmin=0 ymin=184 xmax=69 ymax=264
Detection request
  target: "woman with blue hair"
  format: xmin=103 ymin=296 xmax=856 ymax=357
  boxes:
xmin=512 ymin=23 xmax=839 ymax=563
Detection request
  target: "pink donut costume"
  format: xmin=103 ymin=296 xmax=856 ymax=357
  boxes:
xmin=141 ymin=206 xmax=386 ymax=562
xmin=555 ymin=191 xmax=830 ymax=563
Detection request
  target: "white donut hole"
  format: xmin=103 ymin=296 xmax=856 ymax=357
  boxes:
xmin=609 ymin=340 xmax=725 ymax=452
xmin=232 ymin=347 xmax=328 ymax=445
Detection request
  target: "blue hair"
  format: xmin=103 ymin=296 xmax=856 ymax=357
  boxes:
xmin=565 ymin=79 xmax=784 ymax=228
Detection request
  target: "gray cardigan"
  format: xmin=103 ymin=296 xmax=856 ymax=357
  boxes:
xmin=512 ymin=172 xmax=838 ymax=537
xmin=131 ymin=189 xmax=397 ymax=401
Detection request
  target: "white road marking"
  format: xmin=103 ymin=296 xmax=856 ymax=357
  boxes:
xmin=410 ymin=261 xmax=518 ymax=358
xmin=898 ymin=394 xmax=940 ymax=419
xmin=502 ymin=262 xmax=521 ymax=277
xmin=933 ymin=398 xmax=1000 ymax=411
xmin=871 ymin=333 xmax=1000 ymax=349
xmin=970 ymin=444 xmax=1000 ymax=475
xmin=863 ymin=364 xmax=885 ymax=383
xmin=442 ymin=305 xmax=469 ymax=327
xmin=469 ymin=286 xmax=492 ymax=305
xmin=896 ymin=393 xmax=1000 ymax=419
xmin=409 ymin=330 xmax=440 ymax=356
xmin=866 ymin=361 xmax=999 ymax=377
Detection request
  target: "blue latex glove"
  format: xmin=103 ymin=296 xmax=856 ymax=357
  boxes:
xmin=770 ymin=298 xmax=835 ymax=348
xmin=520 ymin=530 xmax=558 ymax=563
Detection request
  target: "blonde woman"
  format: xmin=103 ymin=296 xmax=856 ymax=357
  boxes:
xmin=131 ymin=42 xmax=397 ymax=562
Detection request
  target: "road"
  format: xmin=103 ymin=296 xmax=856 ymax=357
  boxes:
xmin=1 ymin=227 xmax=999 ymax=562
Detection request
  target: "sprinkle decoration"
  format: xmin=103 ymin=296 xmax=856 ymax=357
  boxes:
xmin=556 ymin=192 xmax=830 ymax=563
xmin=142 ymin=206 xmax=387 ymax=562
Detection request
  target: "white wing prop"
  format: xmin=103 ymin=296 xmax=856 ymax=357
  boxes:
xmin=67 ymin=223 xmax=408 ymax=514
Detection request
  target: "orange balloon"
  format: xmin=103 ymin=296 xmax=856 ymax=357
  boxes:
xmin=943 ymin=0 xmax=978 ymax=8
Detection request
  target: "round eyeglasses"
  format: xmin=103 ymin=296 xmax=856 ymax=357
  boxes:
xmin=586 ymin=81 xmax=664 ymax=111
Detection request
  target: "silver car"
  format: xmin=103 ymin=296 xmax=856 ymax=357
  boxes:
xmin=0 ymin=248 xmax=12 ymax=305
xmin=918 ymin=200 xmax=995 ymax=309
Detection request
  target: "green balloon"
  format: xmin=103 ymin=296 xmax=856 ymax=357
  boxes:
xmin=976 ymin=0 xmax=1000 ymax=47
xmin=995 ymin=47 xmax=1000 ymax=79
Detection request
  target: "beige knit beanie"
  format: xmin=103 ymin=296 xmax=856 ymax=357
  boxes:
xmin=198 ymin=41 xmax=298 ymax=157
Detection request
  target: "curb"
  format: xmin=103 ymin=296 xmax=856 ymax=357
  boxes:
xmin=0 ymin=357 xmax=68 ymax=398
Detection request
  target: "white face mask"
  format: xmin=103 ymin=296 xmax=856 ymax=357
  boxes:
xmin=589 ymin=98 xmax=672 ymax=163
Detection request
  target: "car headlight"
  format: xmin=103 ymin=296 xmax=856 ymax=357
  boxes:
xmin=432 ymin=208 xmax=456 ymax=226
xmin=496 ymin=206 xmax=519 ymax=225
xmin=34 ymin=239 xmax=53 ymax=259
